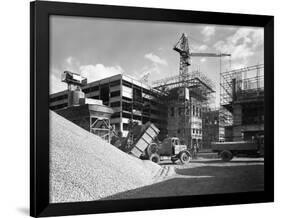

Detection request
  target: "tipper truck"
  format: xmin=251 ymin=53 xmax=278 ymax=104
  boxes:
xmin=115 ymin=122 xmax=191 ymax=164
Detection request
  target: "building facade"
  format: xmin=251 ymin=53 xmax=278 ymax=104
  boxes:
xmin=165 ymin=87 xmax=204 ymax=147
xmin=50 ymin=74 xmax=168 ymax=139
xmin=202 ymin=109 xmax=225 ymax=149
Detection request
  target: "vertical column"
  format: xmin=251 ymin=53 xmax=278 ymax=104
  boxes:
xmin=233 ymin=104 xmax=242 ymax=141
xmin=98 ymin=82 xmax=101 ymax=100
xmin=131 ymin=83 xmax=133 ymax=121
xmin=120 ymin=78 xmax=123 ymax=133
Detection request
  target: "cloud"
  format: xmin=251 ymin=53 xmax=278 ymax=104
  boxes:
xmin=130 ymin=64 xmax=163 ymax=85
xmin=190 ymin=44 xmax=208 ymax=52
xmin=142 ymin=53 xmax=168 ymax=80
xmin=145 ymin=65 xmax=161 ymax=76
xmin=50 ymin=68 xmax=66 ymax=94
xmin=63 ymin=56 xmax=81 ymax=72
xmin=144 ymin=53 xmax=168 ymax=66
xmin=252 ymin=29 xmax=263 ymax=48
xmin=213 ymin=28 xmax=263 ymax=66
xmin=198 ymin=45 xmax=208 ymax=51
xmin=79 ymin=64 xmax=123 ymax=82
xmin=64 ymin=56 xmax=124 ymax=83
xmin=214 ymin=40 xmax=254 ymax=60
xmin=228 ymin=28 xmax=255 ymax=45
xmin=201 ymin=26 xmax=216 ymax=41
xmin=231 ymin=63 xmax=247 ymax=70
xmin=137 ymin=65 xmax=161 ymax=79
xmin=50 ymin=56 xmax=124 ymax=93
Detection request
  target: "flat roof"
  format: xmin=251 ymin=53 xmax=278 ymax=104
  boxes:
xmin=50 ymin=73 xmax=163 ymax=98
xmin=84 ymin=74 xmax=152 ymax=90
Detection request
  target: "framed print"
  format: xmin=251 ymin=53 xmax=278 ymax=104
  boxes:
xmin=30 ymin=1 xmax=274 ymax=217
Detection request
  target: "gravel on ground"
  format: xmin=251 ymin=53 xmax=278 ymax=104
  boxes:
xmin=50 ymin=111 xmax=173 ymax=203
xmin=50 ymin=111 xmax=263 ymax=203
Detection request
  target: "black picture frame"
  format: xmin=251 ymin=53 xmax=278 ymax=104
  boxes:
xmin=30 ymin=1 xmax=274 ymax=217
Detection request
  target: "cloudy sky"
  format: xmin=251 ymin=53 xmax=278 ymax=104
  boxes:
xmin=50 ymin=15 xmax=264 ymax=105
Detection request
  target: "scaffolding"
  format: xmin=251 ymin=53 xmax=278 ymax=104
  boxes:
xmin=220 ymin=64 xmax=264 ymax=109
xmin=220 ymin=64 xmax=264 ymax=141
xmin=153 ymin=70 xmax=215 ymax=108
xmin=154 ymin=70 xmax=214 ymax=90
xmin=152 ymin=70 xmax=215 ymax=146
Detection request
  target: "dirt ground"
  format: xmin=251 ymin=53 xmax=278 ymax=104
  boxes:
xmin=103 ymin=157 xmax=264 ymax=200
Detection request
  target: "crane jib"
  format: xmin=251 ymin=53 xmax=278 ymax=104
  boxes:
xmin=190 ymin=53 xmax=231 ymax=57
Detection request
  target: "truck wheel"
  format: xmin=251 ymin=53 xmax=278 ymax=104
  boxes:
xmin=149 ymin=153 xmax=160 ymax=164
xmin=179 ymin=151 xmax=191 ymax=165
xmin=220 ymin=150 xmax=233 ymax=162
xmin=171 ymin=157 xmax=177 ymax=164
xmin=146 ymin=143 xmax=158 ymax=157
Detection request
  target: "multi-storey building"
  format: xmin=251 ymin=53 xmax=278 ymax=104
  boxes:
xmin=165 ymin=87 xmax=204 ymax=148
xmin=50 ymin=74 xmax=168 ymax=139
xmin=220 ymin=64 xmax=264 ymax=141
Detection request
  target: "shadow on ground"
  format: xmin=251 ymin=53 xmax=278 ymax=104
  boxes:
xmin=101 ymin=164 xmax=264 ymax=201
xmin=160 ymin=158 xmax=264 ymax=165
xmin=189 ymin=159 xmax=264 ymax=164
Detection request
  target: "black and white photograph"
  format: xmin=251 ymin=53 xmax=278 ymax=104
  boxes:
xmin=0 ymin=0 xmax=278 ymax=217
xmin=49 ymin=16 xmax=265 ymax=203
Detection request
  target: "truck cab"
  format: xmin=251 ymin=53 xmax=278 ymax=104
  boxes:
xmin=157 ymin=137 xmax=191 ymax=164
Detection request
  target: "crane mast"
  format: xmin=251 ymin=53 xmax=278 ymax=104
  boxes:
xmin=173 ymin=33 xmax=231 ymax=79
xmin=173 ymin=33 xmax=191 ymax=80
xmin=172 ymin=33 xmax=231 ymax=144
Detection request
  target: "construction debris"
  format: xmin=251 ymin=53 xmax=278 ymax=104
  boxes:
xmin=50 ymin=110 xmax=174 ymax=203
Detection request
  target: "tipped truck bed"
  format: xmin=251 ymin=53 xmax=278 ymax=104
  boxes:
xmin=130 ymin=123 xmax=160 ymax=158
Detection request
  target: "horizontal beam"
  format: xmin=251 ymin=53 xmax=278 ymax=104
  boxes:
xmin=190 ymin=52 xmax=231 ymax=57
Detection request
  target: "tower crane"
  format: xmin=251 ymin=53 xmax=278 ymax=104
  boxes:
xmin=173 ymin=33 xmax=231 ymax=79
xmin=173 ymin=34 xmax=231 ymax=143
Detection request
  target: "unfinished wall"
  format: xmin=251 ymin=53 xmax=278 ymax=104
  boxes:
xmin=202 ymin=110 xmax=222 ymax=149
xmin=166 ymin=87 xmax=203 ymax=146
xmin=220 ymin=65 xmax=264 ymax=142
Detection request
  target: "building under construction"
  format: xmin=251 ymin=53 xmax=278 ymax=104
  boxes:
xmin=151 ymin=33 xmax=229 ymax=147
xmin=50 ymin=70 xmax=216 ymax=147
xmin=50 ymin=33 xmax=230 ymax=147
xmin=50 ymin=74 xmax=168 ymax=139
xmin=220 ymin=64 xmax=264 ymax=141
xmin=202 ymin=108 xmax=225 ymax=149
xmin=153 ymin=71 xmax=215 ymax=147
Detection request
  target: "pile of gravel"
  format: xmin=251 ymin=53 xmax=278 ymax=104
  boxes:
xmin=50 ymin=110 xmax=167 ymax=203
